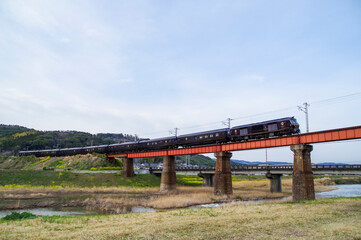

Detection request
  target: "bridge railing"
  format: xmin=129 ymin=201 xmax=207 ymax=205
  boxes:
xmin=149 ymin=164 xmax=361 ymax=172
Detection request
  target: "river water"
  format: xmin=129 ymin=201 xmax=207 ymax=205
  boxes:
xmin=316 ymin=184 xmax=361 ymax=198
xmin=1 ymin=184 xmax=360 ymax=218
xmin=0 ymin=206 xmax=155 ymax=218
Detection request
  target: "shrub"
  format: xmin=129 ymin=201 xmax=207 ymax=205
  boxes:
xmin=236 ymin=195 xmax=244 ymax=200
xmin=90 ymin=166 xmax=122 ymax=171
xmin=2 ymin=212 xmax=38 ymax=220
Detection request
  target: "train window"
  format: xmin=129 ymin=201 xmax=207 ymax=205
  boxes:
xmin=147 ymin=143 xmax=149 ymax=145
xmin=165 ymin=140 xmax=167 ymax=143
xmin=268 ymin=123 xmax=278 ymax=131
xmin=239 ymin=128 xmax=248 ymax=135
xmin=251 ymin=125 xmax=264 ymax=133
xmin=205 ymin=135 xmax=208 ymax=138
xmin=185 ymin=138 xmax=188 ymax=141
xmin=216 ymin=133 xmax=219 ymax=137
xmin=210 ymin=134 xmax=213 ymax=137
xmin=199 ymin=136 xmax=203 ymax=139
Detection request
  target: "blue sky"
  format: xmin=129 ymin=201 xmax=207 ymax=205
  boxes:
xmin=0 ymin=0 xmax=360 ymax=163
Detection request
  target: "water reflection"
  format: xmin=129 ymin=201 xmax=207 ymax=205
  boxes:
xmin=0 ymin=207 xmax=96 ymax=218
xmin=0 ymin=206 xmax=155 ymax=218
xmin=1 ymin=184 xmax=360 ymax=217
xmin=316 ymin=184 xmax=361 ymax=198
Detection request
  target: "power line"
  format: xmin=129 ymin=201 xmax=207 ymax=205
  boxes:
xmin=311 ymin=91 xmax=361 ymax=105
xmin=222 ymin=118 xmax=233 ymax=129
xmin=232 ymin=106 xmax=296 ymax=121
xmin=138 ymin=91 xmax=361 ymax=138
xmin=169 ymin=127 xmax=180 ymax=137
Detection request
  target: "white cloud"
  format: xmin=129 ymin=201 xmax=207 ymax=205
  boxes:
xmin=0 ymin=0 xmax=360 ymax=163
xmin=60 ymin=37 xmax=71 ymax=43
xmin=243 ymin=74 xmax=265 ymax=82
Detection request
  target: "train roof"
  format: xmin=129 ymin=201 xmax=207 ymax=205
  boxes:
xmin=231 ymin=117 xmax=296 ymax=129
xmin=19 ymin=150 xmax=38 ymax=153
xmin=82 ymin=145 xmax=108 ymax=149
xmin=139 ymin=136 xmax=176 ymax=143
xmin=178 ymin=128 xmax=229 ymax=138
xmin=36 ymin=149 xmax=59 ymax=152
xmin=108 ymin=141 xmax=138 ymax=146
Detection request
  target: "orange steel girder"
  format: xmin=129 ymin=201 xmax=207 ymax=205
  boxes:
xmin=107 ymin=125 xmax=361 ymax=158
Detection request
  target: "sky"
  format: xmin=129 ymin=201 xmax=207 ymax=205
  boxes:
xmin=0 ymin=0 xmax=361 ymax=163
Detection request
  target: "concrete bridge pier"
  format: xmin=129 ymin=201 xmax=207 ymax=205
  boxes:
xmin=266 ymin=172 xmax=282 ymax=192
xmin=214 ymin=151 xmax=233 ymax=195
xmin=122 ymin=157 xmax=134 ymax=178
xmin=291 ymin=144 xmax=315 ymax=201
xmin=160 ymin=155 xmax=176 ymax=191
xmin=198 ymin=173 xmax=214 ymax=187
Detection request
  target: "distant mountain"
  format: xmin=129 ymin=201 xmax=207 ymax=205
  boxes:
xmin=175 ymin=155 xmax=242 ymax=167
xmin=231 ymin=160 xmax=292 ymax=165
xmin=317 ymin=162 xmax=350 ymax=165
xmin=0 ymin=124 xmax=136 ymax=155
xmin=212 ymin=158 xmax=349 ymax=166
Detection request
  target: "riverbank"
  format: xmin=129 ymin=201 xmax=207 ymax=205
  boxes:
xmin=0 ymin=170 xmax=161 ymax=188
xmin=1 ymin=170 xmax=360 ymax=212
xmin=1 ymin=197 xmax=360 ymax=239
xmin=0 ymin=175 xmax=336 ymax=213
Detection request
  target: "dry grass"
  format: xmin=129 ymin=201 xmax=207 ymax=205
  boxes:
xmin=1 ymin=177 xmax=335 ymax=212
xmin=77 ymin=185 xmax=291 ymax=212
xmin=79 ymin=187 xmax=226 ymax=211
xmin=0 ymin=186 xmax=158 ymax=197
xmin=1 ymin=197 xmax=360 ymax=239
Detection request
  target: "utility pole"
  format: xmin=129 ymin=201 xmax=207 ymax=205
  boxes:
xmin=265 ymin=148 xmax=268 ymax=164
xmin=298 ymin=102 xmax=310 ymax=132
xmin=222 ymin=118 xmax=233 ymax=129
xmin=265 ymin=148 xmax=270 ymax=169
xmin=170 ymin=128 xmax=180 ymax=137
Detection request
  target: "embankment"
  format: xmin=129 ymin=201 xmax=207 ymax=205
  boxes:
xmin=0 ymin=197 xmax=360 ymax=239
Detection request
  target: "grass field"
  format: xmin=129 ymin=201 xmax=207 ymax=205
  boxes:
xmin=0 ymin=197 xmax=360 ymax=239
xmin=0 ymin=170 xmax=160 ymax=188
xmin=0 ymin=171 xmax=360 ymax=239
xmin=176 ymin=174 xmax=270 ymax=186
xmin=0 ymin=171 xmax=358 ymax=214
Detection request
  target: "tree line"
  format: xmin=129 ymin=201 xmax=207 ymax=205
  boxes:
xmin=0 ymin=124 xmax=135 ymax=155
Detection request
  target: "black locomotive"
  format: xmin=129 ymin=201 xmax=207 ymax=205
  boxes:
xmin=19 ymin=117 xmax=300 ymax=157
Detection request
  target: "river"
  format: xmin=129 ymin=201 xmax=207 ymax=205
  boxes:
xmin=316 ymin=184 xmax=361 ymax=198
xmin=1 ymin=184 xmax=360 ymax=218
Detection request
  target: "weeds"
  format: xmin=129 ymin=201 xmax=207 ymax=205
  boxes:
xmin=90 ymin=167 xmax=122 ymax=171
xmin=1 ymin=212 xmax=38 ymax=221
xmin=1 ymin=198 xmax=359 ymax=239
xmin=0 ymin=171 xmax=160 ymax=188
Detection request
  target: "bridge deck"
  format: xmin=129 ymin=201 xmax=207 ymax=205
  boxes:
xmin=108 ymin=125 xmax=361 ymax=158
xmin=149 ymin=165 xmax=361 ymax=175
xmin=150 ymin=164 xmax=361 ymax=172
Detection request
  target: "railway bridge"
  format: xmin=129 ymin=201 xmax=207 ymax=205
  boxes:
xmin=108 ymin=125 xmax=361 ymax=201
xmin=149 ymin=164 xmax=361 ymax=193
